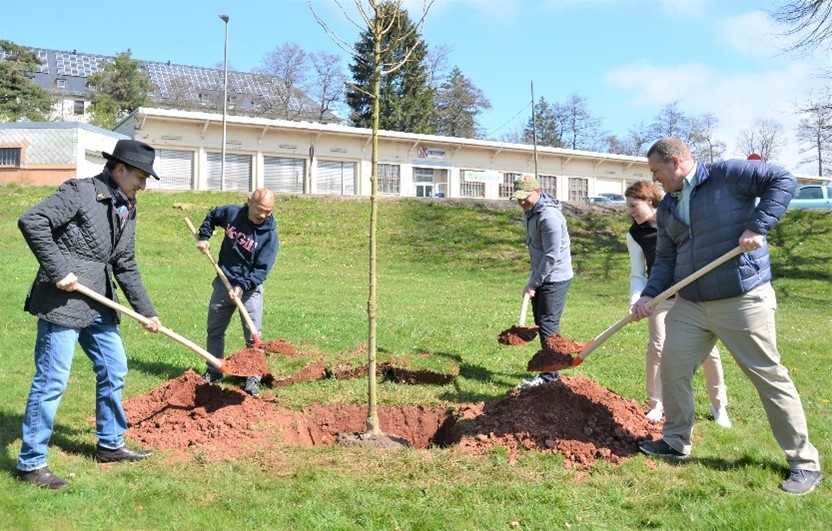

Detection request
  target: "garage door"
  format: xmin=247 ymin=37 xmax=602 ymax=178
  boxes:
xmin=149 ymin=149 xmax=193 ymax=190
xmin=264 ymin=156 xmax=304 ymax=194
xmin=316 ymin=160 xmax=355 ymax=195
xmin=206 ymin=152 xmax=252 ymax=191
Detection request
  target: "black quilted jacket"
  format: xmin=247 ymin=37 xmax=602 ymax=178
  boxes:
xmin=18 ymin=172 xmax=156 ymax=328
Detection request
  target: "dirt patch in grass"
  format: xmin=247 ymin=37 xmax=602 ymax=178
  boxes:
xmin=124 ymin=367 xmax=658 ymax=468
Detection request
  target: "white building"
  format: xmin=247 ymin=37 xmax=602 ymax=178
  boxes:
xmin=0 ymin=122 xmax=127 ymax=186
xmin=115 ymin=107 xmax=652 ymax=202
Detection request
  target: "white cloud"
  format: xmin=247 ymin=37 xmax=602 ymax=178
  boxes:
xmin=603 ymin=59 xmax=827 ymax=170
xmin=712 ymin=10 xmax=785 ymax=60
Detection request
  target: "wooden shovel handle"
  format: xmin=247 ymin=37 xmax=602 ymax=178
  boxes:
xmin=519 ymin=292 xmax=530 ymax=327
xmin=184 ymin=218 xmax=262 ymax=346
xmin=574 ymin=246 xmax=743 ymax=363
xmin=73 ymin=283 xmax=225 ymax=371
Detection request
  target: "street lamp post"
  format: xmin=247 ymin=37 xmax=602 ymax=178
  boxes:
xmin=219 ymin=13 xmax=229 ymax=191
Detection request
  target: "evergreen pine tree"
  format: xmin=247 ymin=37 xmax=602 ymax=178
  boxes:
xmin=0 ymin=40 xmax=55 ymax=122
xmin=87 ymin=50 xmax=153 ymax=129
xmin=347 ymin=1 xmax=435 ymax=134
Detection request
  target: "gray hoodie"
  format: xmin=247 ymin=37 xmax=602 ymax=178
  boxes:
xmin=525 ymin=193 xmax=573 ymax=289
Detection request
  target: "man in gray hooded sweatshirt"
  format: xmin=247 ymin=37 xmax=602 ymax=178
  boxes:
xmin=512 ymin=174 xmax=574 ymax=388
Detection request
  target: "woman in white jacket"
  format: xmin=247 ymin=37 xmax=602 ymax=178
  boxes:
xmin=624 ymin=181 xmax=731 ymax=427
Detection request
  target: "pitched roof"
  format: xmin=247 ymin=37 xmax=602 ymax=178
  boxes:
xmin=1 ymin=45 xmax=340 ymax=123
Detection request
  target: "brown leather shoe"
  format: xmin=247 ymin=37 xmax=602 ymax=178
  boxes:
xmin=16 ymin=467 xmax=68 ymax=489
xmin=96 ymin=445 xmax=153 ymax=463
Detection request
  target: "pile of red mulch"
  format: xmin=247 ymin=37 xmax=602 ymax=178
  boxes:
xmin=222 ymin=347 xmax=268 ymax=375
xmin=122 ymin=345 xmax=658 ymax=468
xmin=527 ymin=333 xmax=590 ymax=371
xmin=450 ymin=376 xmax=660 ymax=468
xmin=497 ymin=325 xmax=539 ymax=345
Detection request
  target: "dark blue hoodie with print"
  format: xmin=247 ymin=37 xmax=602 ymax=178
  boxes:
xmin=197 ymin=203 xmax=278 ymax=291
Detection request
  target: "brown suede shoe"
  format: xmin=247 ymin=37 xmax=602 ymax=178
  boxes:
xmin=95 ymin=445 xmax=152 ymax=463
xmin=16 ymin=467 xmax=68 ymax=489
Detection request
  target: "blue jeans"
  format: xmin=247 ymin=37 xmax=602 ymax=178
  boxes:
xmin=205 ymin=277 xmax=263 ymax=376
xmin=17 ymin=313 xmax=129 ymax=471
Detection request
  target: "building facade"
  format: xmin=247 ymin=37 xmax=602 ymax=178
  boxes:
xmin=116 ymin=107 xmax=651 ymax=202
xmin=0 ymin=122 xmax=127 ymax=186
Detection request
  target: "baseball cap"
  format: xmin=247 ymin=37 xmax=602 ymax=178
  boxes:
xmin=511 ymin=174 xmax=540 ymax=200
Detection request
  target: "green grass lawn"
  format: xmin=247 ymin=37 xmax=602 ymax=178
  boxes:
xmin=1 ymin=185 xmax=830 ymax=530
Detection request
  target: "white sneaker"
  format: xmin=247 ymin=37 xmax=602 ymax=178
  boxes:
xmin=710 ymin=404 xmax=732 ymax=428
xmin=645 ymin=407 xmax=664 ymax=421
xmin=515 ymin=372 xmax=557 ymax=389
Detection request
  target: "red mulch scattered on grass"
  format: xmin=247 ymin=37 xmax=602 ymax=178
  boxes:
xmin=123 ymin=348 xmax=658 ymax=468
xmin=260 ymin=339 xmax=298 ymax=356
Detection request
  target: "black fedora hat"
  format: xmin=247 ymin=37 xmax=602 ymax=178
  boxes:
xmin=102 ymin=139 xmax=160 ymax=180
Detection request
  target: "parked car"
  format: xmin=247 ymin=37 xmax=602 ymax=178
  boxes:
xmin=585 ymin=196 xmax=612 ymax=204
xmin=599 ymin=193 xmax=626 ymax=204
xmin=789 ymin=185 xmax=832 ymax=209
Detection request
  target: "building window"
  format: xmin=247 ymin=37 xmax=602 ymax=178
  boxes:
xmin=56 ymin=79 xmax=67 ymax=88
xmin=501 ymin=172 xmax=520 ymax=199
xmin=0 ymin=147 xmax=22 ymax=167
xmin=568 ymin=177 xmax=588 ymax=202
xmin=377 ymin=163 xmax=400 ymax=194
xmin=460 ymin=180 xmax=485 ymax=198
xmin=539 ymin=174 xmax=557 ymax=198
xmin=73 ymin=100 xmax=85 ymax=115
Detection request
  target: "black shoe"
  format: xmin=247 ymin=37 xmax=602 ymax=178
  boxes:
xmin=202 ymin=370 xmax=223 ymax=384
xmin=16 ymin=467 xmax=68 ymax=489
xmin=96 ymin=445 xmax=153 ymax=463
xmin=638 ymin=438 xmax=689 ymax=460
xmin=244 ymin=375 xmax=261 ymax=397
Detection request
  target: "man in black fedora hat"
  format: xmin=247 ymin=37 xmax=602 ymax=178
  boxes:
xmin=16 ymin=138 xmax=162 ymax=489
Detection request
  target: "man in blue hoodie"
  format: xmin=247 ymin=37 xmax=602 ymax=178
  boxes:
xmin=195 ymin=188 xmax=278 ymax=396
xmin=512 ymin=174 xmax=574 ymax=388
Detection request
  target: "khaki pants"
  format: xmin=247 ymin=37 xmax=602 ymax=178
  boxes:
xmin=661 ymin=283 xmax=820 ymax=470
xmin=647 ymin=298 xmax=727 ymax=411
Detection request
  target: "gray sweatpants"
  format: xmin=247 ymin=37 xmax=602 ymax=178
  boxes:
xmin=205 ymin=276 xmax=263 ymax=375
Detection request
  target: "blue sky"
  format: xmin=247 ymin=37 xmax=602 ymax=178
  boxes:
xmin=3 ymin=0 xmax=829 ymax=172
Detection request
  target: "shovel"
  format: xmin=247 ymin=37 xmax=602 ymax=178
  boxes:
xmin=73 ymin=283 xmax=256 ymax=377
xmin=497 ymin=293 xmax=539 ymax=345
xmin=184 ymin=217 xmax=263 ymax=347
xmin=528 ymin=246 xmax=744 ymax=372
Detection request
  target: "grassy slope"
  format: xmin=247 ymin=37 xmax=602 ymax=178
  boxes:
xmin=0 ymin=185 xmax=829 ymax=530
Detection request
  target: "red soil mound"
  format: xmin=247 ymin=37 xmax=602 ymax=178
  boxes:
xmin=452 ymin=376 xmax=661 ymax=468
xmin=123 ymin=369 xmax=658 ymax=468
xmin=223 ymin=347 xmax=268 ymax=375
xmin=497 ymin=325 xmax=538 ymax=345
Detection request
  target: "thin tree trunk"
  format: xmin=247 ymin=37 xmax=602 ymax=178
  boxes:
xmin=365 ymin=17 xmax=383 ymax=436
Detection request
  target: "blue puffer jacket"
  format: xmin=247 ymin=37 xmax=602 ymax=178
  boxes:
xmin=641 ymin=159 xmax=795 ymax=302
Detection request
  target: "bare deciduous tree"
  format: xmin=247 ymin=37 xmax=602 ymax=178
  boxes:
xmin=795 ymin=88 xmax=832 ymax=175
xmin=689 ymin=113 xmax=726 ymax=162
xmin=310 ymin=0 xmax=434 ymax=438
xmin=309 ymin=50 xmax=347 ymax=122
xmin=736 ymin=118 xmax=786 ymax=163
xmin=772 ymin=1 xmax=832 ymax=52
xmin=258 ymin=43 xmax=310 ymax=120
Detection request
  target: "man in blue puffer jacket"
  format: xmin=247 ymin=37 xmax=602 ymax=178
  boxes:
xmin=511 ymin=174 xmax=573 ymax=388
xmin=195 ymin=188 xmax=278 ymax=396
xmin=632 ymin=137 xmax=822 ymax=495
